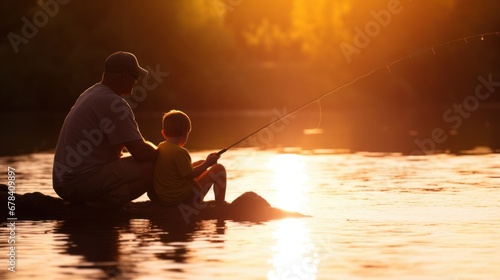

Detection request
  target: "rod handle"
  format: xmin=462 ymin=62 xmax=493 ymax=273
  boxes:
xmin=217 ymin=148 xmax=227 ymax=156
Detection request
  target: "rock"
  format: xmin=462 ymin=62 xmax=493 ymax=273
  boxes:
xmin=0 ymin=184 xmax=307 ymax=222
xmin=213 ymin=191 xmax=273 ymax=221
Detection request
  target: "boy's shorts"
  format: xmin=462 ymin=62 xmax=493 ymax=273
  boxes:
xmin=54 ymin=157 xmax=144 ymax=206
xmin=148 ymin=183 xmax=203 ymax=207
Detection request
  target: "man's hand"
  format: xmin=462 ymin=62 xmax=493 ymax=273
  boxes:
xmin=124 ymin=139 xmax=158 ymax=162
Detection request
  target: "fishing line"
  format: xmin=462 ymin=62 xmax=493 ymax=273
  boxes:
xmin=217 ymin=32 xmax=500 ymax=155
xmin=315 ymin=100 xmax=323 ymax=130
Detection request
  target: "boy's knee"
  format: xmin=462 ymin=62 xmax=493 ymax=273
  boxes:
xmin=209 ymin=164 xmax=226 ymax=183
xmin=213 ymin=165 xmax=226 ymax=179
xmin=212 ymin=164 xmax=226 ymax=173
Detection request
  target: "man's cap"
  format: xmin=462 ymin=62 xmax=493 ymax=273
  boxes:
xmin=104 ymin=51 xmax=148 ymax=77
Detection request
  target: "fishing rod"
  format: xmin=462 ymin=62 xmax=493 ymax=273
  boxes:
xmin=216 ymin=32 xmax=500 ymax=156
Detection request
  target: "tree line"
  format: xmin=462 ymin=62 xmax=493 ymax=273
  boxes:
xmin=1 ymin=0 xmax=499 ymax=113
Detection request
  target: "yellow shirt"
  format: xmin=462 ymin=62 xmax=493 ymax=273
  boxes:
xmin=153 ymin=142 xmax=200 ymax=205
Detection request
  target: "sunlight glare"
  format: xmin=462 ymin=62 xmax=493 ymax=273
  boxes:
xmin=267 ymin=154 xmax=308 ymax=212
xmin=268 ymin=219 xmax=317 ymax=280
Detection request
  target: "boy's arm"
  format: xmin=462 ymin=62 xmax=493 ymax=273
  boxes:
xmin=186 ymin=161 xmax=212 ymax=180
xmin=186 ymin=153 xmax=219 ymax=180
xmin=192 ymin=160 xmax=205 ymax=167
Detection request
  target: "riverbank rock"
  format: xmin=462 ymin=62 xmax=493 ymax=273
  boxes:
xmin=0 ymin=184 xmax=307 ymax=222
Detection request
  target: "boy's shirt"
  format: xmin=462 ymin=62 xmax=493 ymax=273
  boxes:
xmin=153 ymin=141 xmax=200 ymax=205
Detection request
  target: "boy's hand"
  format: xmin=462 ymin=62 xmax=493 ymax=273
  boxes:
xmin=188 ymin=153 xmax=220 ymax=180
xmin=205 ymin=153 xmax=220 ymax=167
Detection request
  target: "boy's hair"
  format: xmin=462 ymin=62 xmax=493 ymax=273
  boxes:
xmin=162 ymin=110 xmax=191 ymax=137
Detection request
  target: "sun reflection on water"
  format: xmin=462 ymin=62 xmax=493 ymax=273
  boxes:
xmin=268 ymin=219 xmax=318 ymax=280
xmin=266 ymin=154 xmax=309 ymax=212
xmin=266 ymin=154 xmax=318 ymax=279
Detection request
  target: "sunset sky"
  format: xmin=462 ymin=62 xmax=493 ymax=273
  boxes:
xmin=2 ymin=0 xmax=499 ymax=112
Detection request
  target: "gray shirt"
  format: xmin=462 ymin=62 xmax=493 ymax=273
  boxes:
xmin=53 ymin=83 xmax=143 ymax=186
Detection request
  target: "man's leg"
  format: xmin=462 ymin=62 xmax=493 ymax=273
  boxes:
xmin=72 ymin=157 xmax=154 ymax=207
xmin=127 ymin=161 xmax=154 ymax=200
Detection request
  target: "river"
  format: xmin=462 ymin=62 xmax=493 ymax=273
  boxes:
xmin=0 ymin=149 xmax=499 ymax=279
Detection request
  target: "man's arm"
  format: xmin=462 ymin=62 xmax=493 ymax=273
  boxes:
xmin=124 ymin=139 xmax=158 ymax=162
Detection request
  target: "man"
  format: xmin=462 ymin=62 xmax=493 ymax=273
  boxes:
xmin=52 ymin=51 xmax=158 ymax=207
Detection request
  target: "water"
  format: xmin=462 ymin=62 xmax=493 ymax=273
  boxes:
xmin=1 ymin=149 xmax=500 ymax=279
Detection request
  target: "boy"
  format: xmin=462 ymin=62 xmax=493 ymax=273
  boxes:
xmin=149 ymin=110 xmax=227 ymax=206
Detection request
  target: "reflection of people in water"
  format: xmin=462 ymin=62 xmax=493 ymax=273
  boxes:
xmin=152 ymin=219 xmax=226 ymax=265
xmin=54 ymin=218 xmax=226 ymax=278
xmin=153 ymin=221 xmax=197 ymax=264
xmin=54 ymin=219 xmax=128 ymax=278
